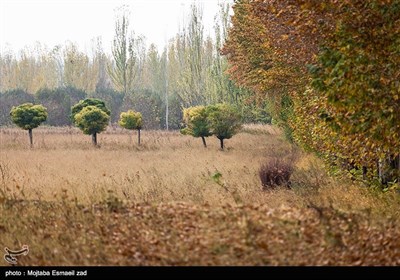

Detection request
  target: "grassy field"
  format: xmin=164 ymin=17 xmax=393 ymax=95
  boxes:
xmin=1 ymin=125 xmax=399 ymax=265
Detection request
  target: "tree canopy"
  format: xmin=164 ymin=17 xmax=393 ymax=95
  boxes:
xmin=71 ymin=98 xmax=111 ymax=121
xmin=181 ymin=106 xmax=212 ymax=147
xmin=206 ymin=104 xmax=242 ymax=150
xmin=119 ymin=110 xmax=142 ymax=131
xmin=10 ymin=103 xmax=47 ymax=130
xmin=74 ymin=106 xmax=110 ymax=136
xmin=10 ymin=102 xmax=48 ymax=147
xmin=119 ymin=109 xmax=143 ymax=145
xmin=71 ymin=98 xmax=111 ymax=146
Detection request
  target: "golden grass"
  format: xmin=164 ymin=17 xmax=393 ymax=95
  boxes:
xmin=0 ymin=125 xmax=288 ymax=206
xmin=1 ymin=125 xmax=399 ymax=265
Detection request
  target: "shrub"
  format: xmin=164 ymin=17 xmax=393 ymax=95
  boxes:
xmin=259 ymin=157 xmax=294 ymax=189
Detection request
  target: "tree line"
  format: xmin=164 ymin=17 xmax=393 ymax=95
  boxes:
xmin=223 ymin=0 xmax=400 ymax=186
xmin=0 ymin=3 xmax=271 ymax=130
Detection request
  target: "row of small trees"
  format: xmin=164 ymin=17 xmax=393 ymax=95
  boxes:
xmin=10 ymin=98 xmax=142 ymax=147
xmin=180 ymin=104 xmax=242 ymax=150
xmin=9 ymin=99 xmax=241 ymax=149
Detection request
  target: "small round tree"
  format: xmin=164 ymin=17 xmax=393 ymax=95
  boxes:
xmin=71 ymin=98 xmax=111 ymax=146
xmin=10 ymin=103 xmax=47 ymax=147
xmin=73 ymin=106 xmax=110 ymax=146
xmin=206 ymin=104 xmax=242 ymax=150
xmin=180 ymin=106 xmax=212 ymax=148
xmin=118 ymin=110 xmax=143 ymax=145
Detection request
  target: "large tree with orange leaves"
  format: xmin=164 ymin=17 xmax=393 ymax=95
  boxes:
xmin=223 ymin=0 xmax=400 ymax=184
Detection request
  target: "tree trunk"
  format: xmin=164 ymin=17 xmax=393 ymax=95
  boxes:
xmin=201 ymin=136 xmax=207 ymax=148
xmin=378 ymin=158 xmax=386 ymax=185
xmin=137 ymin=129 xmax=141 ymax=146
xmin=390 ymin=154 xmax=400 ymax=185
xmin=219 ymin=138 xmax=224 ymax=150
xmin=28 ymin=129 xmax=33 ymax=148
xmin=92 ymin=133 xmax=97 ymax=146
xmin=362 ymin=166 xmax=368 ymax=180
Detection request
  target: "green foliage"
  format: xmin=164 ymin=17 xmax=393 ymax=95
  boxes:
xmin=181 ymin=106 xmax=212 ymax=138
xmin=206 ymin=104 xmax=242 ymax=141
xmin=71 ymin=98 xmax=111 ymax=123
xmin=118 ymin=110 xmax=143 ymax=130
xmin=10 ymin=103 xmax=47 ymax=130
xmin=211 ymin=171 xmax=223 ymax=185
xmin=73 ymin=106 xmax=110 ymax=135
xmin=240 ymin=104 xmax=272 ymax=124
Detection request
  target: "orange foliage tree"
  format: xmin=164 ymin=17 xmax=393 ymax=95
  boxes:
xmin=223 ymin=0 xmax=400 ymax=184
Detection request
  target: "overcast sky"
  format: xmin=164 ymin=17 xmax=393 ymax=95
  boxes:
xmin=0 ymin=0 xmax=232 ymax=55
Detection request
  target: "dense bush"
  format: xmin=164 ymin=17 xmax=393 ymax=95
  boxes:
xmin=259 ymin=157 xmax=294 ymax=189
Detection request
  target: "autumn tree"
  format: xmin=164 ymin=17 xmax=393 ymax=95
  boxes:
xmin=108 ymin=6 xmax=136 ymax=96
xmin=36 ymin=86 xmax=86 ymax=126
xmin=222 ymin=0 xmax=298 ymax=138
xmin=173 ymin=4 xmax=209 ymax=107
xmin=119 ymin=110 xmax=143 ymax=145
xmin=63 ymin=42 xmax=98 ymax=93
xmin=10 ymin=103 xmax=47 ymax=147
xmin=302 ymin=0 xmax=400 ymax=183
xmin=0 ymin=44 xmax=61 ymax=94
xmin=92 ymin=37 xmax=113 ymax=91
xmin=181 ymin=106 xmax=212 ymax=148
xmin=223 ymin=0 xmax=400 ymax=184
xmin=71 ymin=98 xmax=111 ymax=146
xmin=206 ymin=104 xmax=242 ymax=150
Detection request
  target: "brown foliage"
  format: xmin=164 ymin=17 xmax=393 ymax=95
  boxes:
xmin=223 ymin=0 xmax=400 ymax=183
xmin=1 ymin=199 xmax=400 ymax=265
xmin=259 ymin=158 xmax=294 ymax=189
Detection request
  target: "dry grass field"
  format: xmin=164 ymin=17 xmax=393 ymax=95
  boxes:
xmin=1 ymin=125 xmax=400 ymax=265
